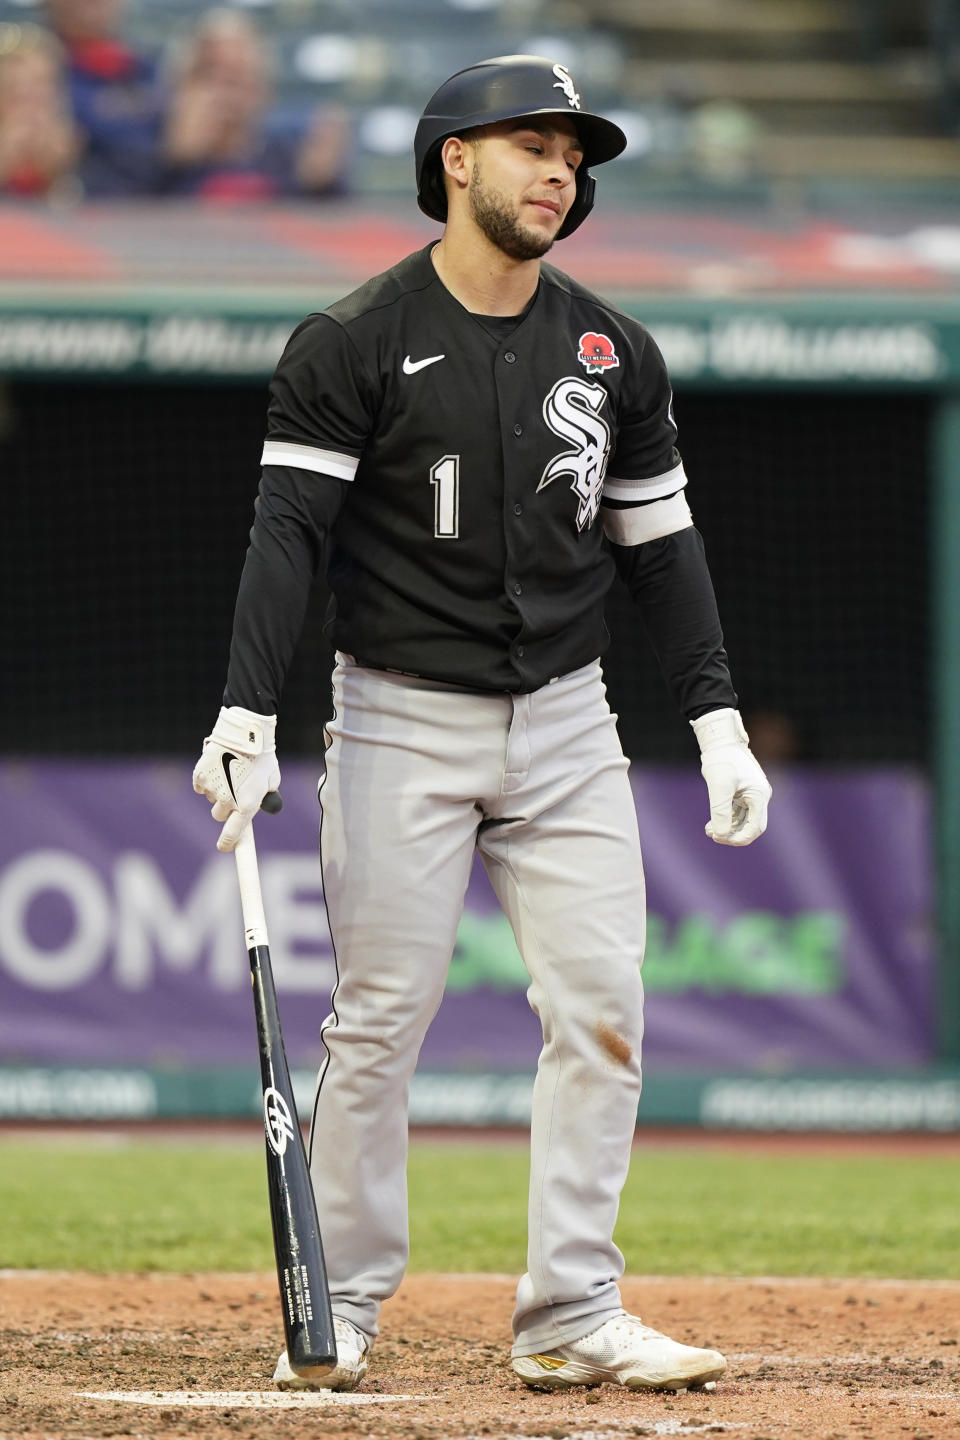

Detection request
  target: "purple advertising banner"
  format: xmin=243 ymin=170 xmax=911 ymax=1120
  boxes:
xmin=0 ymin=761 xmax=934 ymax=1073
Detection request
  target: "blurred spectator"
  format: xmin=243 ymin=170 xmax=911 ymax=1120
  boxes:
xmin=161 ymin=8 xmax=351 ymax=201
xmin=0 ymin=23 xmax=80 ymax=198
xmin=46 ymin=0 xmax=164 ymax=196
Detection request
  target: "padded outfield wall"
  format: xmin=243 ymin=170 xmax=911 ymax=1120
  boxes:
xmin=1 ymin=203 xmax=956 ymax=1128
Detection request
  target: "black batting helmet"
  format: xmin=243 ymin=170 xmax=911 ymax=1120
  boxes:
xmin=414 ymin=54 xmax=627 ymax=240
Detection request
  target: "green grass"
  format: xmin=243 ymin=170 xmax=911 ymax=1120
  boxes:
xmin=1 ymin=1138 xmax=958 ymax=1278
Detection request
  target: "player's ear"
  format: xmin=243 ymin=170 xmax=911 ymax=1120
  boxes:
xmin=440 ymin=134 xmax=472 ymax=192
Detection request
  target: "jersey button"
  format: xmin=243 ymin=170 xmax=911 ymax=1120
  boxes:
xmin=513 ymin=582 xmax=523 ymax=596
xmin=504 ymin=350 xmax=517 ymax=363
xmin=513 ymin=423 xmax=523 ymax=437
xmin=516 ymin=645 xmax=525 ymax=658
xmin=513 ymin=503 xmax=523 ymax=516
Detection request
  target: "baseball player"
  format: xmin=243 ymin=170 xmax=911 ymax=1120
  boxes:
xmin=193 ymin=54 xmax=771 ymax=1394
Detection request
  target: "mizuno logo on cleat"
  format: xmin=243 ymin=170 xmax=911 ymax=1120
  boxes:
xmin=530 ymin=1355 xmax=566 ymax=1370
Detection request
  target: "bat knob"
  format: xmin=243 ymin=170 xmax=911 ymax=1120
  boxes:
xmin=261 ymin=791 xmax=283 ymax=814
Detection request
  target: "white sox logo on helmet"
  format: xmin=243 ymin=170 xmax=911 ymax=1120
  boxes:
xmin=552 ymin=64 xmax=580 ymax=111
xmin=538 ymin=377 xmax=611 ymax=532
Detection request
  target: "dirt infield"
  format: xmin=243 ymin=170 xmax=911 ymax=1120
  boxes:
xmin=2 ymin=1271 xmax=958 ymax=1440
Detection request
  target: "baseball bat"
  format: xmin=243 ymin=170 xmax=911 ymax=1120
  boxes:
xmin=234 ymin=802 xmax=337 ymax=1374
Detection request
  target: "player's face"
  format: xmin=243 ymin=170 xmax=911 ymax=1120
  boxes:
xmin=466 ymin=117 xmax=583 ymax=261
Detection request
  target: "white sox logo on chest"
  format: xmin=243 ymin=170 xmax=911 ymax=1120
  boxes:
xmin=538 ymin=378 xmax=611 ymax=532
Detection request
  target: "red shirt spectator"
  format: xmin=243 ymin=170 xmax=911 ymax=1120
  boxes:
xmin=47 ymin=0 xmax=165 ymax=196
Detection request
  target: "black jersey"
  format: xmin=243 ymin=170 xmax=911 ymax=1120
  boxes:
xmin=224 ymin=243 xmax=737 ymax=717
xmin=259 ymin=244 xmax=684 ymax=692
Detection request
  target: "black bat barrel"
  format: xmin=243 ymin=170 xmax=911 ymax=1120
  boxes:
xmin=249 ymin=939 xmax=337 ymax=1372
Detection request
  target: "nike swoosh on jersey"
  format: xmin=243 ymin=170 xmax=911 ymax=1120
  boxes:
xmin=402 ymin=353 xmax=445 ymax=374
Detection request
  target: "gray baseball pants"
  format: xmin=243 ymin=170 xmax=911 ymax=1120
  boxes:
xmin=308 ymin=653 xmax=646 ymax=1357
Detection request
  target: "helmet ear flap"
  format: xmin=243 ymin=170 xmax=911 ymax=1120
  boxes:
xmin=557 ymin=169 xmax=595 ymax=239
xmin=419 ymin=144 xmax=449 ymax=223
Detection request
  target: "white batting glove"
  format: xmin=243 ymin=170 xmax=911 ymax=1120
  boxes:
xmin=691 ymin=707 xmax=772 ymax=847
xmin=192 ymin=706 xmax=281 ymax=853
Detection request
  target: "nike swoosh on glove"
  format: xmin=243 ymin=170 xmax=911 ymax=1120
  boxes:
xmin=691 ymin=708 xmax=772 ymax=847
xmin=192 ymin=706 xmax=280 ymax=852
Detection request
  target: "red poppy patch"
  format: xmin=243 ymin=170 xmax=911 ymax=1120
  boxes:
xmin=577 ymin=332 xmax=620 ymax=375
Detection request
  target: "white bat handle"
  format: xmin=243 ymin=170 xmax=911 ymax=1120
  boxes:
xmin=234 ymin=825 xmax=269 ymax=949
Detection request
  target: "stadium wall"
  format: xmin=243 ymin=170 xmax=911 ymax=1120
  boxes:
xmin=3 ymin=281 xmax=956 ymax=1125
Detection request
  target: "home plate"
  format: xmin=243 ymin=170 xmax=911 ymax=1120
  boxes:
xmin=79 ymin=1390 xmax=432 ymax=1408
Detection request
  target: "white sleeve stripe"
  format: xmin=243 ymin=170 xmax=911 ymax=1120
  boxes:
xmin=602 ymin=459 xmax=687 ymax=503
xmin=601 ymin=491 xmax=694 ymax=547
xmin=261 ymin=440 xmax=359 ymax=481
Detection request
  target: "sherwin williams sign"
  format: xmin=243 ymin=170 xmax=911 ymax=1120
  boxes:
xmin=0 ymin=763 xmax=933 ymax=1073
xmin=0 ymin=312 xmax=943 ymax=384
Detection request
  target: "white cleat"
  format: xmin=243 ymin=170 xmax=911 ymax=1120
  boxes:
xmin=273 ymin=1316 xmax=370 ymax=1392
xmin=512 ymin=1312 xmax=726 ymax=1392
